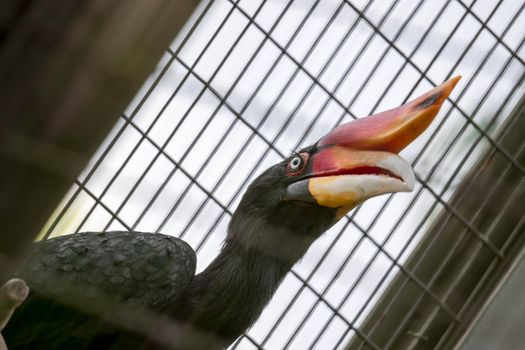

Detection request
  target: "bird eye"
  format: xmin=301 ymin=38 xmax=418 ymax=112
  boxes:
xmin=290 ymin=157 xmax=301 ymax=169
xmin=286 ymin=153 xmax=308 ymax=176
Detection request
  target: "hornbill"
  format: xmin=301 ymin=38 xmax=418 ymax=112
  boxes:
xmin=2 ymin=77 xmax=460 ymax=349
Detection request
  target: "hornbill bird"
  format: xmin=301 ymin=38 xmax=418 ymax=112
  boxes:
xmin=2 ymin=77 xmax=460 ymax=349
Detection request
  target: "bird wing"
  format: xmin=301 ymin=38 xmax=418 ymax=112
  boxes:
xmin=19 ymin=231 xmax=197 ymax=310
xmin=3 ymin=231 xmax=196 ymax=350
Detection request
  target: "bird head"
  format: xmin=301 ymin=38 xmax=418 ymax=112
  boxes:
xmin=230 ymin=77 xmax=460 ymax=261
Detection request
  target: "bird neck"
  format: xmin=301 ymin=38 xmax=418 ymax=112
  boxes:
xmin=179 ymin=213 xmax=318 ymax=342
xmin=173 ymin=201 xmax=334 ymax=347
xmin=188 ymin=241 xmax=291 ymax=336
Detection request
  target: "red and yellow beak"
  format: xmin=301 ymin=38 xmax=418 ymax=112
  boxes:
xmin=284 ymin=76 xmax=461 ymax=215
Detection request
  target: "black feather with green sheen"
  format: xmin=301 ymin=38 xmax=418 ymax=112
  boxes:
xmin=3 ymin=232 xmax=196 ymax=349
xmin=3 ymin=149 xmax=340 ymax=350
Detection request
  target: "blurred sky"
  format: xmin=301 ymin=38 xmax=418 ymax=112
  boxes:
xmin=44 ymin=0 xmax=525 ymax=349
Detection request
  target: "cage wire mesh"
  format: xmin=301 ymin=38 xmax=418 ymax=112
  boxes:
xmin=40 ymin=0 xmax=525 ymax=349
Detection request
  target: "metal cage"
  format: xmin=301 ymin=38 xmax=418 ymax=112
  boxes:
xmin=41 ymin=0 xmax=525 ymax=349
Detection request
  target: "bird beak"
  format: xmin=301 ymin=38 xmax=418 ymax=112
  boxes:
xmin=284 ymin=76 xmax=461 ymax=216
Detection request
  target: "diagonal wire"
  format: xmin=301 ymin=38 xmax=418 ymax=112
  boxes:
xmin=266 ymin=0 xmax=439 ymax=346
xmin=42 ymin=0 xmax=216 ymax=239
xmin=157 ymin=7 xmax=524 ymax=348
xmin=226 ymin=0 xmax=525 ymax=177
xmin=309 ymin=1 xmax=525 ymax=347
xmin=130 ymin=4 xmax=520 ymax=348
xmin=268 ymin=0 xmax=520 ymax=344
xmin=161 ymin=0 xmax=366 ymax=244
xmin=98 ymin=0 xmax=261 ymax=231
xmin=405 ymin=103 xmax=525 ymax=349
xmin=453 ymin=0 xmax=525 ymax=65
xmin=383 ymin=76 xmax=525 ymax=350
xmin=436 ymin=165 xmax=525 ymax=348
xmin=132 ymin=0 xmax=306 ymax=232
xmin=353 ymin=19 xmax=525 ymax=350
xmin=44 ymin=0 xmax=525 ymax=349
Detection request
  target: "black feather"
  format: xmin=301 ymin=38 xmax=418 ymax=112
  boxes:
xmin=4 ymin=152 xmax=338 ymax=350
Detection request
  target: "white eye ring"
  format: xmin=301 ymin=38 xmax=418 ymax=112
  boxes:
xmin=286 ymin=153 xmax=309 ymax=175
xmin=289 ymin=156 xmax=302 ymax=171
